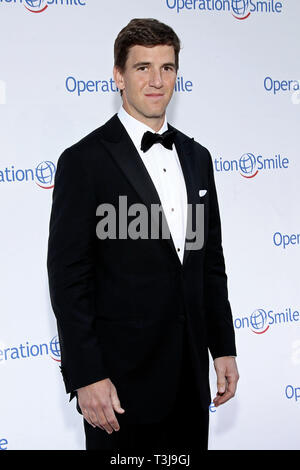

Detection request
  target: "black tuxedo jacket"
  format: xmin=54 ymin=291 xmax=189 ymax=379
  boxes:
xmin=47 ymin=114 xmax=236 ymax=424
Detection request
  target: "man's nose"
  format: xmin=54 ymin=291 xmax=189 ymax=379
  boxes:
xmin=148 ymin=69 xmax=163 ymax=88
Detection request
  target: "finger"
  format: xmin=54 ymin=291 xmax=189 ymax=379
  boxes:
xmin=226 ymin=374 xmax=238 ymax=397
xmin=216 ymin=369 xmax=227 ymax=395
xmin=84 ymin=406 xmax=107 ymax=431
xmin=96 ymin=406 xmax=114 ymax=434
xmin=103 ymin=403 xmax=120 ymax=432
xmin=111 ymin=387 xmax=125 ymax=415
xmin=86 ymin=409 xmax=104 ymax=430
xmin=83 ymin=414 xmax=95 ymax=428
xmin=214 ymin=371 xmax=239 ymax=407
xmin=82 ymin=409 xmax=97 ymax=429
xmin=213 ymin=376 xmax=237 ymax=406
xmin=213 ymin=389 xmax=233 ymax=407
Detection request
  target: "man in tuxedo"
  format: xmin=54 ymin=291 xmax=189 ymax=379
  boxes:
xmin=47 ymin=18 xmax=239 ymax=451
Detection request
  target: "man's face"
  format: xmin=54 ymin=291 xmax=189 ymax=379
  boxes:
xmin=114 ymin=44 xmax=177 ymax=126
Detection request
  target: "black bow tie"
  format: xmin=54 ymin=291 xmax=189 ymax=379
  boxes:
xmin=141 ymin=129 xmax=177 ymax=153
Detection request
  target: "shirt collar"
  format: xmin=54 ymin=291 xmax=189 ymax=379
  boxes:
xmin=117 ymin=105 xmax=168 ymax=153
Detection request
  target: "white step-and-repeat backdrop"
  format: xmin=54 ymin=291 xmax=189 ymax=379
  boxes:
xmin=0 ymin=0 xmax=299 ymax=450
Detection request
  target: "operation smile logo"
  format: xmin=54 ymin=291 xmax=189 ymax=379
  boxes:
xmin=0 ymin=161 xmax=56 ymax=189
xmin=0 ymin=0 xmax=86 ymax=14
xmin=165 ymin=0 xmax=283 ymax=20
xmin=0 ymin=335 xmax=61 ymax=362
xmin=214 ymin=152 xmax=289 ymax=178
xmin=234 ymin=307 xmax=300 ymax=334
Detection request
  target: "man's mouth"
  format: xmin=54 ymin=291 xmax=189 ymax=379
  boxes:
xmin=144 ymin=93 xmax=164 ymax=99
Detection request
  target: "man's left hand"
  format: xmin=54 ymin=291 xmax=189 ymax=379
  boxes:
xmin=213 ymin=356 xmax=239 ymax=407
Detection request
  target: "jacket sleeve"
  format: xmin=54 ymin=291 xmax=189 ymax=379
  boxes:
xmin=203 ymin=150 xmax=237 ymax=360
xmin=47 ymin=146 xmax=108 ymax=396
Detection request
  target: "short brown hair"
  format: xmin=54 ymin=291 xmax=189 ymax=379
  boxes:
xmin=114 ymin=18 xmax=181 ymax=72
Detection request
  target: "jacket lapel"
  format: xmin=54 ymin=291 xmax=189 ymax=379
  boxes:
xmin=170 ymin=125 xmax=201 ymax=265
xmin=98 ymin=114 xmax=180 ymax=263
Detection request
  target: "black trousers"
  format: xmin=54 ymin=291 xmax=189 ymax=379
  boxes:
xmin=84 ymin=325 xmax=209 ymax=451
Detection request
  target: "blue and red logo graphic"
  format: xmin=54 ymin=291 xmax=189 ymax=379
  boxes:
xmin=249 ymin=309 xmax=269 ymax=334
xmin=238 ymin=153 xmax=258 ymax=178
xmin=231 ymin=0 xmax=251 ymax=19
xmin=35 ymin=161 xmax=56 ymax=189
xmin=24 ymin=0 xmax=48 ymax=13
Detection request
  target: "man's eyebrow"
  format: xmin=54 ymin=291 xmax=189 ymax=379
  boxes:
xmin=132 ymin=62 xmax=151 ymax=69
xmin=162 ymin=62 xmax=176 ymax=68
xmin=132 ymin=61 xmax=176 ymax=69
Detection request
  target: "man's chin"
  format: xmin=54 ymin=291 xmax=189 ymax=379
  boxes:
xmin=142 ymin=108 xmax=166 ymax=119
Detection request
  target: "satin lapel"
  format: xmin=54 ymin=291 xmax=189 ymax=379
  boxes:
xmin=98 ymin=114 xmax=180 ymax=262
xmin=171 ymin=127 xmax=201 ymax=265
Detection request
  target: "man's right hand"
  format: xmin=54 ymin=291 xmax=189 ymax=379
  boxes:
xmin=77 ymin=378 xmax=125 ymax=434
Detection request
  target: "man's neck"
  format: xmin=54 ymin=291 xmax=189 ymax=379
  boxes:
xmin=121 ymin=104 xmax=165 ymax=133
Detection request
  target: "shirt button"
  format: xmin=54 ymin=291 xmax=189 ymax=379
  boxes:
xmin=177 ymin=248 xmax=180 ymax=252
xmin=171 ymin=208 xmax=174 ymax=212
xmin=163 ymin=168 xmax=167 ymax=172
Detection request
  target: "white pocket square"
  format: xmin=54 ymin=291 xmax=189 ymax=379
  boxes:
xmin=199 ymin=189 xmax=207 ymax=198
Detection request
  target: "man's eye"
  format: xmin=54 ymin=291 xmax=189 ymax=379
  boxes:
xmin=138 ymin=66 xmax=148 ymax=71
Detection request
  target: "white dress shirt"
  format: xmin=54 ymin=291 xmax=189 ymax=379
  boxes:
xmin=117 ymin=105 xmax=188 ymax=263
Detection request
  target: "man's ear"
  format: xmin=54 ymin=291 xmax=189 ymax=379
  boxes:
xmin=113 ymin=66 xmax=125 ymax=93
